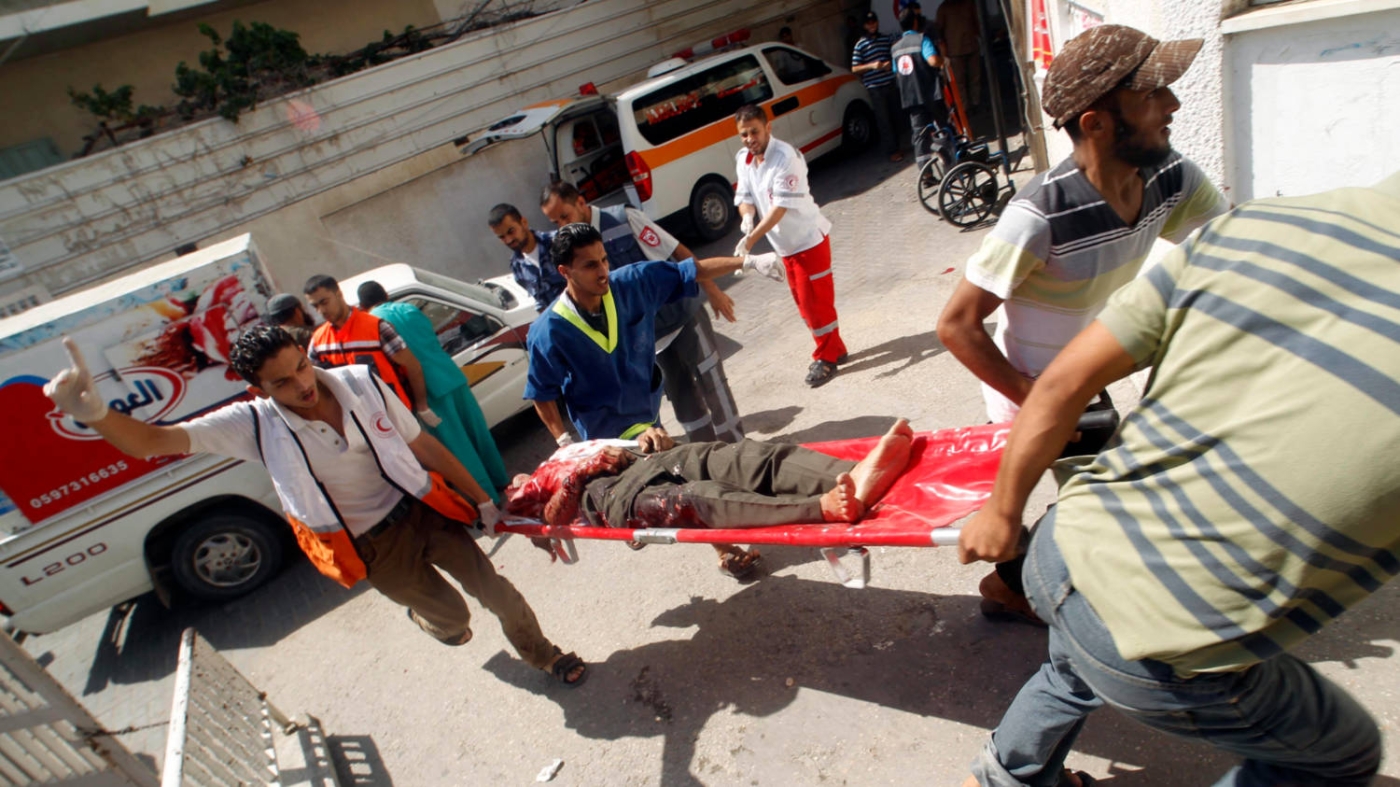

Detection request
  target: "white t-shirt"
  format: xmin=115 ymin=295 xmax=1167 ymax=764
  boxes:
xmin=183 ymin=369 xmax=422 ymax=535
xmin=520 ymin=243 xmax=540 ymax=268
xmin=587 ymin=205 xmax=681 ymax=261
xmin=734 ymin=137 xmax=831 ymax=257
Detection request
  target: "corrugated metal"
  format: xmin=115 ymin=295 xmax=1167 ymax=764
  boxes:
xmin=0 ymin=0 xmax=839 ymax=297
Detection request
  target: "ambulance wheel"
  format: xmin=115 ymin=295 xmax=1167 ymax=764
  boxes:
xmin=840 ymin=102 xmax=874 ymax=155
xmin=938 ymin=161 xmax=1000 ymax=228
xmin=171 ymin=513 xmax=285 ymax=601
xmin=689 ymin=179 xmax=733 ymax=242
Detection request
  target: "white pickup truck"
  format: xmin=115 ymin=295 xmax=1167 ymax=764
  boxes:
xmin=0 ymin=237 xmax=536 ymax=635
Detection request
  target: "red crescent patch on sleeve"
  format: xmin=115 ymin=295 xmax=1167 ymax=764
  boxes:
xmin=780 ymin=174 xmax=800 ymax=192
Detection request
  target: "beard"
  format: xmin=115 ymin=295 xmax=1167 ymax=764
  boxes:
xmin=1112 ymin=115 xmax=1173 ymax=168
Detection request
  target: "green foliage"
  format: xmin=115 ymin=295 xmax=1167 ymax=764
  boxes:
xmin=173 ymin=20 xmax=314 ymax=122
xmin=68 ymin=84 xmax=164 ymax=124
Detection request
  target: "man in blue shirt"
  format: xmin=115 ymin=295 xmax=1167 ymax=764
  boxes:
xmin=851 ymin=10 xmax=903 ymax=162
xmin=891 ymin=7 xmax=948 ymax=176
xmin=489 ymin=203 xmax=564 ymax=313
xmin=525 ymin=223 xmax=783 ymax=578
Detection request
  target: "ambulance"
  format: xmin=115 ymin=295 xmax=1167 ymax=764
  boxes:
xmin=0 ymin=237 xmax=536 ymax=635
xmin=464 ymin=35 xmax=873 ymax=241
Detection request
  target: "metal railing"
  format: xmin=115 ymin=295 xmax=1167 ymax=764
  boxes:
xmin=0 ymin=628 xmax=156 ymax=785
xmin=161 ymin=628 xmax=296 ymax=787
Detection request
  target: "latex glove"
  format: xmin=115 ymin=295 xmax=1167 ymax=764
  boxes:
xmin=739 ymin=214 xmax=755 ymax=236
xmin=733 ymin=236 xmax=754 ymax=259
xmin=43 ymin=338 xmax=109 ymax=424
xmin=555 ymin=432 xmax=576 ymax=448
xmin=743 ymin=252 xmax=785 ymax=283
xmin=477 ymin=500 xmax=502 ymax=536
xmin=418 ymin=408 xmax=442 ymax=428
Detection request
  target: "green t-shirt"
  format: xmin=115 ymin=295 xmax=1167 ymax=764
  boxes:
xmin=1055 ymin=173 xmax=1400 ymax=676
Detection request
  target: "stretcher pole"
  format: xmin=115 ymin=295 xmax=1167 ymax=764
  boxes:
xmin=496 ymin=520 xmax=962 ymax=549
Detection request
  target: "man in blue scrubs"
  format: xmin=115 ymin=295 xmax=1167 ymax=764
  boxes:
xmin=525 ymin=222 xmax=784 ymax=577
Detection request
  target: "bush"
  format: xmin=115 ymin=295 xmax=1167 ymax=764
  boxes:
xmin=173 ymin=21 xmax=314 ymax=122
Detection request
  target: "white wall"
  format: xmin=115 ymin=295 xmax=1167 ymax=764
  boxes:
xmin=1224 ymin=6 xmax=1400 ymax=201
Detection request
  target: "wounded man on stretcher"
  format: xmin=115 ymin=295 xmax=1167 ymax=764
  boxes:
xmin=505 ymin=420 xmax=914 ymax=535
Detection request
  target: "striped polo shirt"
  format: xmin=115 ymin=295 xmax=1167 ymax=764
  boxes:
xmin=964 ymin=152 xmax=1227 ymax=422
xmin=1055 ymin=173 xmax=1400 ymax=676
xmin=851 ymin=32 xmax=896 ymax=89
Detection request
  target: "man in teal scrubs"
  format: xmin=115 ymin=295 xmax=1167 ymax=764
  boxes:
xmin=357 ymin=281 xmax=509 ymax=502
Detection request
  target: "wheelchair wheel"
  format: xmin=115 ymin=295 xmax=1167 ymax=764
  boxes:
xmin=938 ymin=161 xmax=1000 ymax=228
xmin=916 ymin=158 xmax=946 ymax=214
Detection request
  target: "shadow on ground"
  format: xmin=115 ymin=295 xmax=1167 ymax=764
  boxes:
xmin=329 ymin=734 xmax=394 ymax=786
xmin=58 ymin=562 xmax=366 ymax=695
xmin=840 ymin=329 xmax=948 ymax=380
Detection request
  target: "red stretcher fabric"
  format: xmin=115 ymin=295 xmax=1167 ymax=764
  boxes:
xmin=497 ymin=423 xmax=1009 ymax=549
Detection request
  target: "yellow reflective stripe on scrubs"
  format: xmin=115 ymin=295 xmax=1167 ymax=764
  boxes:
xmin=551 ymin=291 xmax=619 ymax=353
xmin=619 ymin=422 xmax=655 ymax=440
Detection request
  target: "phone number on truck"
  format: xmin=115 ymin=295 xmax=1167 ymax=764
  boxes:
xmin=29 ymin=461 xmax=130 ymax=509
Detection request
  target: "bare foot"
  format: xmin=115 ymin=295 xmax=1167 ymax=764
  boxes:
xmin=820 ymin=472 xmax=863 ymax=522
xmin=960 ymin=777 xmax=980 ymax=787
xmin=849 ymin=418 xmax=914 ymax=509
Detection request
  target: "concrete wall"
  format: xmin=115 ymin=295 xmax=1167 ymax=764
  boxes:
xmin=0 ymin=0 xmax=443 ymax=158
xmin=0 ymin=0 xmax=859 ymax=303
xmin=1224 ymin=6 xmax=1400 ymax=201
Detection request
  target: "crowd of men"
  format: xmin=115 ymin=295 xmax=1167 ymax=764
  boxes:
xmin=42 ymin=16 xmax=1400 ymax=785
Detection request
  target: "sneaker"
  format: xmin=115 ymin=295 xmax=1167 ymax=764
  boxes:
xmin=805 ymin=360 xmax=838 ymax=387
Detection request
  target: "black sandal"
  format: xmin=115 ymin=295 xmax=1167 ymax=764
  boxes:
xmin=805 ymin=360 xmax=838 ymax=387
xmin=718 ymin=548 xmax=763 ymax=581
xmin=548 ymin=645 xmax=588 ymax=688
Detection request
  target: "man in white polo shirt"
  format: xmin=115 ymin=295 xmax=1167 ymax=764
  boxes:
xmin=43 ymin=325 xmax=588 ymax=687
xmin=733 ymin=103 xmax=848 ymax=387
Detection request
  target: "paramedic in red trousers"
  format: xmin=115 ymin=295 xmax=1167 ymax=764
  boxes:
xmin=303 ymin=273 xmax=438 ymax=427
xmin=539 ymin=181 xmax=745 ymax=443
xmin=42 ymin=327 xmax=588 ymax=686
xmin=732 ymin=103 xmax=848 ymax=387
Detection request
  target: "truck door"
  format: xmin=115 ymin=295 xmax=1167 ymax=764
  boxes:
xmin=760 ymin=46 xmax=838 ymax=154
xmin=396 ymin=293 xmax=529 ymax=428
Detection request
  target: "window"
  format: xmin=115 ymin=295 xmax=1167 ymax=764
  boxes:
xmin=400 ymin=296 xmax=504 ymax=356
xmin=0 ymin=139 xmax=64 ymax=182
xmin=633 ymin=55 xmax=774 ymax=146
xmin=763 ymin=47 xmax=831 ymax=86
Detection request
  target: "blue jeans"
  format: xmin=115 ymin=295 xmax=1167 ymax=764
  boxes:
xmin=972 ymin=508 xmax=1382 ymax=787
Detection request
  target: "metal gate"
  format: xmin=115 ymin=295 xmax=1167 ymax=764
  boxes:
xmin=0 ymin=630 xmax=156 ymax=786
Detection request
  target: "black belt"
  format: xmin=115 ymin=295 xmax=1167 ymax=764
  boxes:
xmin=356 ymin=496 xmax=413 ymax=544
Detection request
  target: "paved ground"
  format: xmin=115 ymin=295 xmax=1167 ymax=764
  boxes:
xmin=26 ymin=145 xmax=1400 ymax=786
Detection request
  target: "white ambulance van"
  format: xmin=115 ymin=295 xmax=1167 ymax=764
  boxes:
xmin=0 ymin=238 xmax=535 ymax=636
xmin=465 ymin=41 xmax=872 ymax=241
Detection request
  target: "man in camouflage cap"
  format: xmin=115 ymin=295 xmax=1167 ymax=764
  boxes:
xmin=936 ymin=24 xmax=1228 ymax=627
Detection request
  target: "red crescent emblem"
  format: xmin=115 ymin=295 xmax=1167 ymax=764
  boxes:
xmin=373 ymin=414 xmax=393 ymax=435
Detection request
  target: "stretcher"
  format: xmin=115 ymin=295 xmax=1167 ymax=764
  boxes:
xmin=495 ymin=422 xmax=1018 ymax=587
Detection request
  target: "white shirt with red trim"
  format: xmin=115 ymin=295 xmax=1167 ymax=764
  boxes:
xmin=734 ymin=136 xmax=831 ymax=257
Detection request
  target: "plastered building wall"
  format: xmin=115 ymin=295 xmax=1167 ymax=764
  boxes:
xmin=0 ymin=0 xmax=443 ymax=158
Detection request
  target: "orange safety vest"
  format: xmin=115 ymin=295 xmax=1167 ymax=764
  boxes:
xmin=308 ymin=308 xmax=413 ymax=409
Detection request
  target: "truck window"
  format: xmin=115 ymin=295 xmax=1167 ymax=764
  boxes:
xmin=633 ymin=55 xmax=774 ymax=146
xmin=764 ymin=47 xmax=832 ymax=86
xmin=401 ymin=296 xmax=504 ymax=356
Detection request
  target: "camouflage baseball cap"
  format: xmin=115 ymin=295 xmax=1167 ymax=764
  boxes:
xmin=1042 ymin=24 xmax=1202 ymax=129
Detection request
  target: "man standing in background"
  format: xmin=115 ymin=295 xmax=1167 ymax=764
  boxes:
xmin=357 ymin=280 xmax=510 ymax=503
xmin=935 ymin=0 xmax=983 ymax=112
xmin=851 ymin=11 xmax=904 ymax=163
xmin=891 ymin=8 xmax=948 ymax=178
xmin=489 ymin=203 xmax=564 ymax=313
xmin=264 ymin=293 xmax=316 ymax=349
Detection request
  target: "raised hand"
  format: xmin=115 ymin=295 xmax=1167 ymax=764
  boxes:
xmin=43 ymin=337 xmax=109 ymax=423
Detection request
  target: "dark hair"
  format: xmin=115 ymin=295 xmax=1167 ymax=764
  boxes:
xmin=229 ymin=324 xmax=299 ymax=386
xmin=357 ymin=280 xmax=390 ymax=310
xmin=303 ymin=273 xmax=338 ymax=295
xmin=898 ymin=7 xmax=920 ymax=31
xmin=734 ymin=103 xmax=767 ymax=124
xmin=487 ymin=203 xmax=522 ymax=227
xmin=549 ymin=222 xmax=604 ymax=267
xmin=540 ymin=180 xmax=583 ymax=207
xmin=1062 ymin=91 xmax=1123 ymax=142
xmin=778 ymin=26 xmax=792 ymax=37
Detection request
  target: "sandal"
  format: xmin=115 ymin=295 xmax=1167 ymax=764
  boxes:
xmin=548 ymin=645 xmax=588 ymax=688
xmin=718 ymin=548 xmax=763 ymax=581
xmin=805 ymin=360 xmax=839 ymax=388
xmin=625 ymin=539 xmax=647 ymax=551
xmin=407 ymin=608 xmax=473 ymax=645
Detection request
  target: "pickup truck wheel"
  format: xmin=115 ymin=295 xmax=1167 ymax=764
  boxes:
xmin=840 ymin=102 xmax=875 ymax=155
xmin=171 ymin=514 xmax=285 ymax=601
xmin=689 ymin=180 xmax=733 ymax=242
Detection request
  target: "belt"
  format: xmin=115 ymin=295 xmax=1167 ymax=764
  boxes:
xmin=355 ymin=496 xmax=413 ymax=544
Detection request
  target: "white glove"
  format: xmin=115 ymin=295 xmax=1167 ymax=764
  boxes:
xmin=555 ymin=432 xmax=576 ymax=448
xmin=43 ymin=338 xmax=109 ymax=424
xmin=743 ymin=252 xmax=785 ymax=283
xmin=477 ymin=500 xmax=502 ymax=536
xmin=733 ymin=237 xmax=752 ymax=259
xmin=739 ymin=214 xmax=755 ymax=235
xmin=417 ymin=408 xmax=442 ymax=428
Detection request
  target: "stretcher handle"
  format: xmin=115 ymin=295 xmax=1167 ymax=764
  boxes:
xmin=1076 ymin=409 xmax=1120 ymax=433
xmin=931 ymin=527 xmax=961 ymax=547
